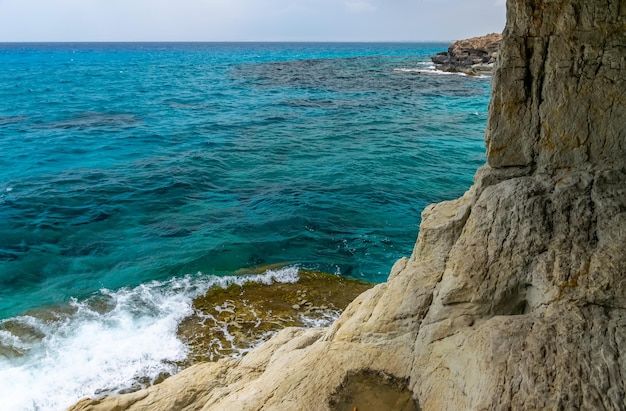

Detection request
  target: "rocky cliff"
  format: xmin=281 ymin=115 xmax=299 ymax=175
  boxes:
xmin=71 ymin=0 xmax=626 ymax=409
xmin=432 ymin=33 xmax=503 ymax=75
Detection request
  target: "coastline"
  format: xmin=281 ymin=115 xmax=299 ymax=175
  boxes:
xmin=0 ymin=42 xmax=493 ymax=410
xmin=178 ymin=269 xmax=374 ymax=366
xmin=70 ymin=0 xmax=626 ymax=409
xmin=431 ymin=33 xmax=502 ymax=75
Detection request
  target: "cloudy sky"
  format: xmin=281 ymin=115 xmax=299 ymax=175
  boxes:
xmin=0 ymin=0 xmax=506 ymax=42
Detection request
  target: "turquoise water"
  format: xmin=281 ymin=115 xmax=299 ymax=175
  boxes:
xmin=0 ymin=43 xmax=490 ymax=409
xmin=0 ymin=43 xmax=489 ymax=318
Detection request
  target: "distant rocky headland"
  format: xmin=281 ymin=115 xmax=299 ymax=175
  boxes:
xmin=431 ymin=33 xmax=502 ymax=75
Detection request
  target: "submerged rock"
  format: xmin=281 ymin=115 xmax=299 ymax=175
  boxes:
xmin=432 ymin=33 xmax=502 ymax=75
xmin=70 ymin=0 xmax=626 ymax=409
xmin=177 ymin=270 xmax=373 ymax=365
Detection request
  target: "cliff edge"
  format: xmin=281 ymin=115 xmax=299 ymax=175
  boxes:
xmin=71 ymin=0 xmax=626 ymax=409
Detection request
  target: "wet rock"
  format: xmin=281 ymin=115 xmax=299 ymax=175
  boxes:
xmin=176 ymin=270 xmax=372 ymax=365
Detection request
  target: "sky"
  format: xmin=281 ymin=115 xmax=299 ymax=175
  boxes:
xmin=0 ymin=0 xmax=506 ymax=42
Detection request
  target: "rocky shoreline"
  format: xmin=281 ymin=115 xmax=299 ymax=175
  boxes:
xmin=70 ymin=0 xmax=626 ymax=409
xmin=431 ymin=33 xmax=502 ymax=75
xmin=177 ymin=269 xmax=373 ymax=366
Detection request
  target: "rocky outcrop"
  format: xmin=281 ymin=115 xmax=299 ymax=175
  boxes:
xmin=70 ymin=0 xmax=626 ymax=410
xmin=432 ymin=33 xmax=502 ymax=75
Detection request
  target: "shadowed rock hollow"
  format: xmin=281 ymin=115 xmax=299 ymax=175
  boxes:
xmin=70 ymin=0 xmax=626 ymax=409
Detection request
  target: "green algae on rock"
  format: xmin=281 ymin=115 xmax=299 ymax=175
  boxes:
xmin=177 ymin=269 xmax=374 ymax=364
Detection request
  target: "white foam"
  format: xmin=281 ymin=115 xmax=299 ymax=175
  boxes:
xmin=0 ymin=330 xmax=26 ymax=353
xmin=203 ymin=265 xmax=300 ymax=288
xmin=394 ymin=67 xmax=467 ymax=76
xmin=0 ymin=266 xmax=301 ymax=411
xmin=300 ymin=310 xmax=341 ymax=328
xmin=394 ymin=67 xmax=491 ymax=79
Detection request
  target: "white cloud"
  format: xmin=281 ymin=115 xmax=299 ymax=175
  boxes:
xmin=345 ymin=1 xmax=377 ymax=13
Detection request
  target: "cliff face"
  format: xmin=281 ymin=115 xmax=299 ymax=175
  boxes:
xmin=71 ymin=1 xmax=626 ymax=410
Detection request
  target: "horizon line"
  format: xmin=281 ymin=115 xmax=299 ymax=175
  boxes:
xmin=0 ymin=40 xmax=456 ymax=44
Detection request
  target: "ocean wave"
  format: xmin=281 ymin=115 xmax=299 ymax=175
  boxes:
xmin=393 ymin=67 xmax=491 ymax=79
xmin=33 ymin=112 xmax=142 ymax=130
xmin=394 ymin=67 xmax=466 ymax=76
xmin=0 ymin=185 xmax=13 ymax=206
xmin=0 ymin=267 xmax=300 ymax=411
xmin=0 ymin=115 xmax=28 ymax=126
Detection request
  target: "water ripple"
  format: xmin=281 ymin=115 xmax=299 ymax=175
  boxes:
xmin=0 ymin=42 xmax=489 ymax=319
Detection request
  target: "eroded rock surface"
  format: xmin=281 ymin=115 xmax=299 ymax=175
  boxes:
xmin=432 ymin=33 xmax=502 ymax=75
xmin=70 ymin=0 xmax=626 ymax=410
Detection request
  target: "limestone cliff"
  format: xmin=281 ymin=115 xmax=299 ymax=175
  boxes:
xmin=432 ymin=33 xmax=503 ymax=75
xmin=70 ymin=0 xmax=626 ymax=410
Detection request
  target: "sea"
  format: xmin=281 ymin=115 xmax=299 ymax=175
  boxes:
xmin=0 ymin=42 xmax=491 ymax=410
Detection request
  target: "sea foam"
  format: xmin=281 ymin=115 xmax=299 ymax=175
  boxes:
xmin=0 ymin=267 xmax=300 ymax=411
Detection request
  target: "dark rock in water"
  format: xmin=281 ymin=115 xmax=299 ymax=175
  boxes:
xmin=432 ymin=33 xmax=503 ymax=75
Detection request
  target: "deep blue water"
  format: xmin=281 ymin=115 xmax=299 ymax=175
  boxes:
xmin=0 ymin=43 xmax=491 ymax=409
